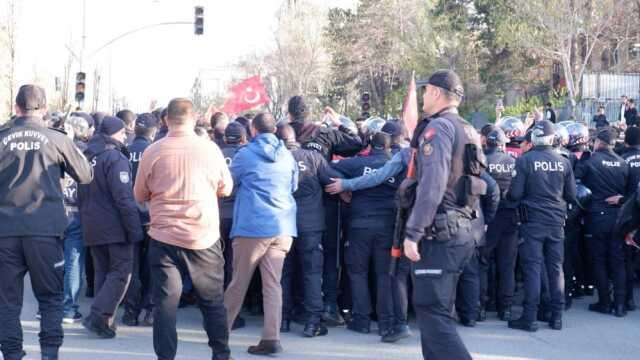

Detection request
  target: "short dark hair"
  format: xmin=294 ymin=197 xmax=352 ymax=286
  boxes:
xmin=210 ymin=112 xmax=228 ymax=129
xmin=252 ymin=112 xmax=276 ymax=134
xmin=287 ymin=96 xmax=309 ymax=122
xmin=276 ymin=123 xmax=297 ymax=145
xmin=370 ymin=132 xmax=391 ymax=151
xmin=629 ymin=99 xmax=635 ymax=104
xmin=135 ymin=126 xmax=155 ymax=138
xmin=116 ymin=109 xmax=136 ymax=126
xmin=16 ymin=84 xmax=47 ymax=113
xmin=625 ymin=126 xmax=640 ymax=146
xmin=166 ymin=98 xmax=194 ymax=125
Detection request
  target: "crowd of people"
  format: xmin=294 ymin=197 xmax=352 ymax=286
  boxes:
xmin=1 ymin=70 xmax=639 ymax=360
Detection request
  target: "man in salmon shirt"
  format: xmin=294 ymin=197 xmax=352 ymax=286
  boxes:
xmin=134 ymin=98 xmax=233 ymax=360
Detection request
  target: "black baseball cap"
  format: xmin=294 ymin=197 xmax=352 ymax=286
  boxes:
xmin=225 ymin=121 xmax=247 ymax=142
xmin=597 ymin=128 xmax=617 ymax=146
xmin=417 ymin=70 xmax=464 ymax=98
xmin=487 ymin=129 xmax=509 ymax=146
xmin=16 ymin=85 xmax=47 ymax=111
xmin=381 ymin=121 xmax=402 ymax=137
xmin=135 ymin=113 xmax=158 ymax=129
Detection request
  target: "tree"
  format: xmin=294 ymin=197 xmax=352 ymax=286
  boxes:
xmin=0 ymin=0 xmax=17 ymax=119
xmin=506 ymin=0 xmax=622 ymax=107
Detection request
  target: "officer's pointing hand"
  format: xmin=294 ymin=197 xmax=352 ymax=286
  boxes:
xmin=605 ymin=195 xmax=623 ymax=205
xmin=325 ymin=178 xmax=344 ymax=195
xmin=404 ymin=240 xmax=421 ymax=262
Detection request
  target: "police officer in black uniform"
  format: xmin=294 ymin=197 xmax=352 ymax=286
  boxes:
xmin=122 ymin=113 xmax=158 ymax=327
xmin=79 ymin=116 xmax=144 ymax=338
xmin=220 ymin=122 xmax=249 ymax=291
xmin=482 ymin=128 xmax=519 ymax=321
xmin=456 ymin=170 xmax=500 ymax=327
xmin=0 ymin=85 xmax=93 ymax=360
xmin=287 ymin=96 xmax=363 ymax=325
xmin=575 ymin=128 xmax=630 ymax=317
xmin=332 ymin=131 xmax=402 ymax=339
xmin=276 ymin=124 xmax=343 ymax=337
xmin=620 ymin=127 xmax=640 ymax=311
xmin=403 ymin=70 xmax=486 ymax=360
xmin=508 ymin=120 xmax=576 ymax=332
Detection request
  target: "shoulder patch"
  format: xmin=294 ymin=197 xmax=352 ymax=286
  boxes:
xmin=422 ymin=143 xmax=433 ymax=156
xmin=119 ymin=171 xmax=130 ymax=184
xmin=423 ymin=128 xmax=436 ymax=142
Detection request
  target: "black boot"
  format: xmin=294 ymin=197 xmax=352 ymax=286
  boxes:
xmin=381 ymin=324 xmax=412 ymax=343
xmin=588 ymin=302 xmax=612 ymax=315
xmin=322 ymin=304 xmax=345 ymax=327
xmin=548 ymin=313 xmax=562 ymax=330
xmin=498 ymin=307 xmax=512 ymax=322
xmin=303 ymin=322 xmax=328 ymax=337
xmin=247 ymin=340 xmax=283 ymax=355
xmin=476 ymin=307 xmax=487 ymax=322
xmin=508 ymin=317 xmax=538 ymax=332
xmin=280 ymin=319 xmax=290 ymax=333
xmin=459 ymin=317 xmax=476 ymax=327
xmin=82 ymin=314 xmax=116 ymax=339
xmin=614 ymin=304 xmax=627 ymax=318
xmin=41 ymin=347 xmax=59 ymax=360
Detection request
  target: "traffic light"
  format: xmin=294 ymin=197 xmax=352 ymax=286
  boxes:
xmin=194 ymin=6 xmax=204 ymax=35
xmin=361 ymin=92 xmax=371 ymax=119
xmin=75 ymin=72 xmax=86 ymax=103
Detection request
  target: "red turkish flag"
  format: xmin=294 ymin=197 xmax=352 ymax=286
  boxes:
xmin=402 ymin=72 xmax=419 ymax=138
xmin=222 ymin=75 xmax=270 ymax=114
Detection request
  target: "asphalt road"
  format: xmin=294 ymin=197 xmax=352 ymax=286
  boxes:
xmin=15 ymin=285 xmax=640 ymax=360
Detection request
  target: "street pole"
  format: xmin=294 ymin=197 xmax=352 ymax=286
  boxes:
xmin=80 ymin=0 xmax=86 ymax=71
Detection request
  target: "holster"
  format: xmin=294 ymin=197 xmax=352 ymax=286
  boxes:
xmin=396 ymin=178 xmax=418 ymax=211
xmin=433 ymin=210 xmax=471 ymax=243
xmin=457 ymin=175 xmax=487 ymax=209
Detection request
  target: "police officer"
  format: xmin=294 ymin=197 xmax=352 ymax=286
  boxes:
xmin=403 ymin=70 xmax=485 ymax=360
xmin=456 ymin=171 xmax=500 ymax=327
xmin=122 ymin=113 xmax=158 ymax=327
xmin=287 ymin=96 xmax=363 ymax=325
xmin=332 ymin=131 xmax=401 ymax=339
xmin=0 ymin=85 xmax=93 ymax=360
xmin=79 ymin=116 xmax=144 ymax=338
xmin=575 ymin=128 xmax=630 ymax=317
xmin=276 ymin=124 xmax=343 ymax=337
xmin=481 ymin=128 xmax=519 ymax=321
xmin=220 ymin=122 xmax=249 ymax=288
xmin=508 ymin=120 xmax=576 ymax=332
xmin=620 ymin=127 xmax=640 ymax=311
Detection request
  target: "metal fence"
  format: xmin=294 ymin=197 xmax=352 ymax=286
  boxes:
xmin=580 ymin=73 xmax=640 ymax=126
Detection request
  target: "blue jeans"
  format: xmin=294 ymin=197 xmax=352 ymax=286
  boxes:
xmin=63 ymin=214 xmax=85 ymax=317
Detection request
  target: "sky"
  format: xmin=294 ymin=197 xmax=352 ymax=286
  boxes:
xmin=6 ymin=0 xmax=356 ymax=112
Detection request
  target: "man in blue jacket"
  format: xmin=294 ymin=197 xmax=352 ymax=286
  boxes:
xmin=224 ymin=113 xmax=298 ymax=356
xmin=78 ymin=116 xmax=143 ymax=338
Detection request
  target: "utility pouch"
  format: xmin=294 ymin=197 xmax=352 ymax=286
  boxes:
xmin=457 ymin=175 xmax=487 ymax=208
xmin=433 ymin=210 xmax=467 ymax=243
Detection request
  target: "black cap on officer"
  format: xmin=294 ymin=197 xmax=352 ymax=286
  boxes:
xmin=16 ymin=85 xmax=47 ymax=112
xmin=225 ymin=122 xmax=247 ymax=144
xmin=486 ymin=128 xmax=509 ymax=147
xmin=418 ymin=70 xmax=465 ymax=99
xmin=135 ymin=113 xmax=158 ymax=129
xmin=99 ymin=116 xmax=125 ymax=136
xmin=596 ymin=127 xmax=616 ymax=146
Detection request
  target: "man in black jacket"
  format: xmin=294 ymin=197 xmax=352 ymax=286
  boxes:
xmin=277 ymin=124 xmax=342 ymax=338
xmin=0 ymin=85 xmax=93 ymax=360
xmin=625 ymin=99 xmax=638 ymax=127
xmin=79 ymin=116 xmax=143 ymax=338
xmin=121 ymin=113 xmax=158 ymax=327
xmin=287 ymin=95 xmax=363 ymax=325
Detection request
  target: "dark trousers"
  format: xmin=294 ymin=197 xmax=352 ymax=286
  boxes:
xmin=345 ymin=224 xmax=395 ymax=331
xmin=412 ymin=232 xmax=474 ymax=360
xmin=0 ymin=236 xmax=64 ymax=359
xmin=221 ymin=218 xmax=234 ymax=289
xmin=282 ymin=231 xmax=324 ymax=323
xmin=519 ymin=223 xmax=565 ymax=320
xmin=483 ymin=209 xmax=519 ymax=309
xmin=149 ymin=240 xmax=229 ymax=360
xmin=563 ymin=217 xmax=583 ymax=295
xmin=626 ymin=246 xmax=638 ymax=302
xmin=456 ymin=248 xmax=481 ymax=321
xmin=124 ymin=234 xmax=153 ymax=316
xmin=585 ymin=212 xmax=626 ymax=306
xmin=90 ymin=242 xmax=134 ymax=326
xmin=392 ymin=256 xmax=411 ymax=327
xmin=322 ymin=199 xmax=342 ymax=306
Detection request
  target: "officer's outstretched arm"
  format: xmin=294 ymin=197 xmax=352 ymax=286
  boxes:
xmin=342 ymin=151 xmax=405 ymax=192
xmin=405 ymin=120 xmax=454 ymax=243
